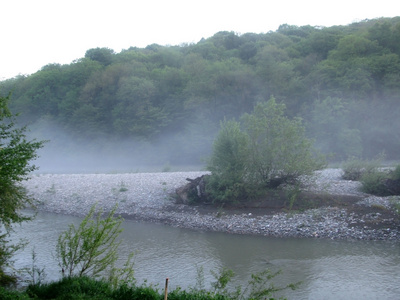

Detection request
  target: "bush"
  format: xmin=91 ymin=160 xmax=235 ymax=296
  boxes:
xmin=0 ymin=286 xmax=30 ymax=300
xmin=112 ymin=283 xmax=161 ymax=300
xmin=341 ymin=155 xmax=383 ymax=181
xmin=358 ymin=163 xmax=400 ymax=196
xmin=391 ymin=164 xmax=400 ymax=180
xmin=206 ymin=97 xmax=325 ymax=204
xmin=4 ymin=266 xmax=296 ymax=300
xmin=360 ymin=171 xmax=390 ymax=196
xmin=56 ymin=204 xmax=135 ymax=286
xmin=26 ymin=276 xmax=113 ymax=299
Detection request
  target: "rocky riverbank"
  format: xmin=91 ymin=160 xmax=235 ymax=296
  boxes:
xmin=23 ymin=169 xmax=400 ymax=241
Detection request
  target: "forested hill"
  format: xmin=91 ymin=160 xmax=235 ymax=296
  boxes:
xmin=1 ymin=17 xmax=400 ymax=171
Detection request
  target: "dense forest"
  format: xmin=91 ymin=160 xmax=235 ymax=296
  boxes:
xmin=1 ymin=17 xmax=399 ymax=172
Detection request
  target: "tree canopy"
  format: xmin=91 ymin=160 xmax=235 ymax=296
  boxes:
xmin=205 ymin=97 xmax=325 ymax=203
xmin=1 ymin=17 xmax=400 ymax=165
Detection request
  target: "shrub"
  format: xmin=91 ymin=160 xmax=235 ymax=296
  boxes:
xmin=358 ymin=163 xmax=400 ymax=196
xmin=56 ymin=204 xmax=135 ymax=286
xmin=0 ymin=285 xmax=31 ymax=300
xmin=206 ymin=97 xmax=325 ymax=204
xmin=6 ymin=266 xmax=296 ymax=300
xmin=112 ymin=283 xmax=161 ymax=300
xmin=391 ymin=164 xmax=400 ymax=180
xmin=360 ymin=170 xmax=391 ymax=196
xmin=26 ymin=276 xmax=113 ymax=299
xmin=205 ymin=119 xmax=251 ymax=204
xmin=242 ymin=98 xmax=325 ymax=187
xmin=341 ymin=155 xmax=383 ymax=181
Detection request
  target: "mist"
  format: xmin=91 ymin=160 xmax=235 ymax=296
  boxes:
xmin=27 ymin=118 xmax=216 ymax=174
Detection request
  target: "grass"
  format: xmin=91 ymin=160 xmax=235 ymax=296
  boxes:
xmin=118 ymin=181 xmax=128 ymax=192
xmin=0 ymin=269 xmax=296 ymax=300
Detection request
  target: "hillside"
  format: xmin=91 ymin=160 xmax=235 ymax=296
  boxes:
xmin=1 ymin=17 xmax=400 ymax=171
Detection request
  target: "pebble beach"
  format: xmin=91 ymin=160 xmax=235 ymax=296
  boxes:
xmin=23 ymin=169 xmax=400 ymax=241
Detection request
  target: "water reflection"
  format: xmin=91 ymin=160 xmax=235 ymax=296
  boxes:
xmin=11 ymin=211 xmax=400 ymax=299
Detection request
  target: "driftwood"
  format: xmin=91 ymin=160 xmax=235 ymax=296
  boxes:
xmin=175 ymin=175 xmax=210 ymax=204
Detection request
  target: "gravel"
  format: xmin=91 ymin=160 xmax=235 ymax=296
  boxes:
xmin=23 ymin=169 xmax=400 ymax=241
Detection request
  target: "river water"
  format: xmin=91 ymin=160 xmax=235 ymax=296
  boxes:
xmin=11 ymin=211 xmax=400 ymax=299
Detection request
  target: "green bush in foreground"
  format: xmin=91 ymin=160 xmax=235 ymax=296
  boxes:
xmin=0 ymin=270 xmax=295 ymax=299
xmin=26 ymin=276 xmax=113 ymax=300
xmin=56 ymin=204 xmax=135 ymax=287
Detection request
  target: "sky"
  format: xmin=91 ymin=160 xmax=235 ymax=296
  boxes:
xmin=1 ymin=0 xmax=399 ymax=80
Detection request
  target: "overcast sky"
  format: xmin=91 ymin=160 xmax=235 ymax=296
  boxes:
xmin=1 ymin=0 xmax=398 ymax=80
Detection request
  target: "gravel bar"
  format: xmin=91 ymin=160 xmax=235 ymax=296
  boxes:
xmin=23 ymin=169 xmax=400 ymax=241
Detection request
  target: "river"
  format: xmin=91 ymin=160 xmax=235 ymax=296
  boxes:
xmin=11 ymin=211 xmax=400 ymax=299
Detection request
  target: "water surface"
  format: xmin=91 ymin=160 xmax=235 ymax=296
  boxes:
xmin=12 ymin=211 xmax=400 ymax=299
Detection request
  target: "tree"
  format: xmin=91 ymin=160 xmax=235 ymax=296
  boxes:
xmin=206 ymin=97 xmax=325 ymax=203
xmin=0 ymin=93 xmax=45 ymax=285
xmin=85 ymin=47 xmax=115 ymax=66
xmin=242 ymin=97 xmax=325 ymax=187
xmin=206 ymin=119 xmax=251 ymax=203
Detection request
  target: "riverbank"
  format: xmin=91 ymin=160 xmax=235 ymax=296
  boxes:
xmin=23 ymin=169 xmax=400 ymax=241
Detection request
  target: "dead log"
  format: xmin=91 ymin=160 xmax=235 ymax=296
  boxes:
xmin=175 ymin=174 xmax=210 ymax=204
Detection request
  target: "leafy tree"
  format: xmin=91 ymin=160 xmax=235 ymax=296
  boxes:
xmin=206 ymin=97 xmax=325 ymax=203
xmin=242 ymin=97 xmax=325 ymax=187
xmin=85 ymin=47 xmax=115 ymax=66
xmin=0 ymin=93 xmax=45 ymax=285
xmin=206 ymin=119 xmax=251 ymax=203
xmin=113 ymin=76 xmax=169 ymax=138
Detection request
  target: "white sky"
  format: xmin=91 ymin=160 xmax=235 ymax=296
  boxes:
xmin=1 ymin=0 xmax=399 ymax=80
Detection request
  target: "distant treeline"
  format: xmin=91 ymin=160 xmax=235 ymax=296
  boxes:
xmin=1 ymin=17 xmax=400 ymax=165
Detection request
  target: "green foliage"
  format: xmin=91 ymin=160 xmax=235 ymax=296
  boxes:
xmin=56 ymin=204 xmax=135 ymax=285
xmin=205 ymin=120 xmax=252 ymax=203
xmin=341 ymin=156 xmax=400 ymax=196
xmin=206 ymin=97 xmax=325 ymax=204
xmin=111 ymin=282 xmax=161 ymax=300
xmin=391 ymin=164 xmax=400 ymax=180
xmin=2 ymin=266 xmax=296 ymax=300
xmin=0 ymin=93 xmax=45 ymax=285
xmin=26 ymin=276 xmax=113 ymax=300
xmin=240 ymin=269 xmax=299 ymax=300
xmin=210 ymin=268 xmax=235 ymax=293
xmin=189 ymin=266 xmax=296 ymax=300
xmin=2 ymin=17 xmax=400 ymax=164
xmin=356 ymin=162 xmax=400 ymax=196
xmin=0 ymin=285 xmax=31 ymax=300
xmin=24 ymin=249 xmax=46 ymax=286
xmin=0 ymin=94 xmax=45 ymax=228
xmin=242 ymin=98 xmax=325 ymax=186
xmin=341 ymin=155 xmax=383 ymax=181
xmin=85 ymin=47 xmax=115 ymax=66
xmin=360 ymin=170 xmax=390 ymax=196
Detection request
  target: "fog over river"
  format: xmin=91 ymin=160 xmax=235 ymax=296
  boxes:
xmin=12 ymin=211 xmax=400 ymax=300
